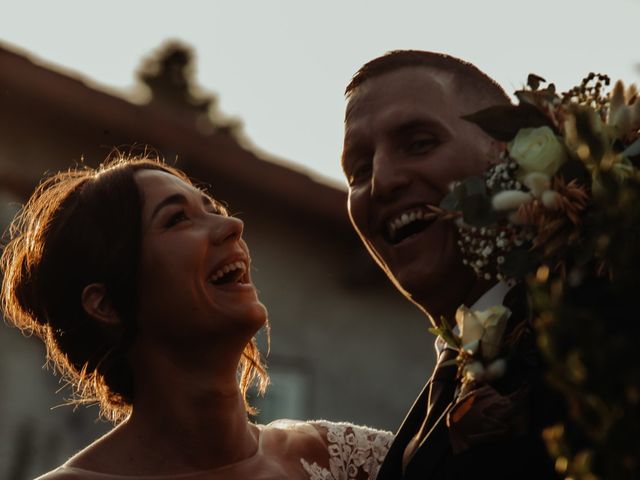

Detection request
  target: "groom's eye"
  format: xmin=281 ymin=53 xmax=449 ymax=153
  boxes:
xmin=405 ymin=134 xmax=438 ymax=155
xmin=348 ymin=161 xmax=373 ymax=185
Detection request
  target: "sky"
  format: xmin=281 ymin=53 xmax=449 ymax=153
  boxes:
xmin=2 ymin=0 xmax=639 ymax=188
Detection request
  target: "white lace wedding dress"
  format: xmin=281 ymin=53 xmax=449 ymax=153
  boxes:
xmin=38 ymin=420 xmax=394 ymax=480
xmin=298 ymin=420 xmax=393 ymax=480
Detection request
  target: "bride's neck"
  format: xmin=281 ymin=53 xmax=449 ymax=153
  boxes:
xmin=120 ymin=343 xmax=258 ymax=471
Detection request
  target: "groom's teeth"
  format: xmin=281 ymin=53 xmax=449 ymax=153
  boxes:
xmin=385 ymin=207 xmax=436 ymax=243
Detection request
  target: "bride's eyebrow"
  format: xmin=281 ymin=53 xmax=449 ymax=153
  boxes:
xmin=150 ymin=193 xmax=188 ymax=222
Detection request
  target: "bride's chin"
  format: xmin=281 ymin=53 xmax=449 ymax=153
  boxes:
xmin=240 ymin=302 xmax=269 ymax=329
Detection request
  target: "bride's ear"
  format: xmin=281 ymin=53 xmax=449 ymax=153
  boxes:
xmin=81 ymin=283 xmax=121 ymax=326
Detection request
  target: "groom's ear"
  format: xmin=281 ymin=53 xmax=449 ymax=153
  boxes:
xmin=81 ymin=283 xmax=121 ymax=327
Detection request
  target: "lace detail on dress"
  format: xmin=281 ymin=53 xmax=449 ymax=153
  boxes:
xmin=300 ymin=421 xmax=394 ymax=480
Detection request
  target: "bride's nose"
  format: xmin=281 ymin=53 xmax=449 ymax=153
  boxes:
xmin=210 ymin=216 xmax=243 ymax=245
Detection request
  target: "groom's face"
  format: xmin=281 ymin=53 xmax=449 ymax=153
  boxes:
xmin=342 ymin=67 xmax=495 ymax=313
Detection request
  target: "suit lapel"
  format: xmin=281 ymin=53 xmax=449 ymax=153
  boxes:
xmin=404 ymin=284 xmax=529 ymax=478
xmin=403 ymin=347 xmax=458 ymax=478
xmin=404 ymin=402 xmax=454 ymax=479
xmin=376 ymin=380 xmax=431 ymax=480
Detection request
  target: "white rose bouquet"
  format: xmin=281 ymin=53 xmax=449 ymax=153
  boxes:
xmin=432 ymin=73 xmax=640 ymax=480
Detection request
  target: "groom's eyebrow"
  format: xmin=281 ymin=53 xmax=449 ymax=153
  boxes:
xmin=392 ymin=118 xmax=440 ymax=136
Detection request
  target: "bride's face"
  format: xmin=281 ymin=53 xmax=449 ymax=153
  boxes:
xmin=133 ymin=169 xmax=267 ymax=345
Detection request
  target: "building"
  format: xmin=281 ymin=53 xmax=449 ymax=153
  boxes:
xmin=0 ymin=42 xmax=434 ymax=478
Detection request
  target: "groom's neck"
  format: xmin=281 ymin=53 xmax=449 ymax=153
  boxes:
xmin=415 ymin=276 xmax=494 ymax=326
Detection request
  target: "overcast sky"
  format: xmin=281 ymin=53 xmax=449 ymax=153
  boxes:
xmin=2 ymin=0 xmax=639 ymax=188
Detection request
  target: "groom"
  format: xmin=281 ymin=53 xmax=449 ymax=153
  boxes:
xmin=342 ymin=51 xmax=561 ymax=479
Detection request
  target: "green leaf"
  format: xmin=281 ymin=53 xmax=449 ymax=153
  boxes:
xmin=428 ymin=327 xmax=442 ymax=336
xmin=461 ymin=103 xmax=557 ymax=142
xmin=462 ymin=193 xmax=497 ymax=227
xmin=462 ymin=176 xmax=487 ymax=196
xmin=429 ymin=323 xmax=461 ymax=349
xmin=623 ymin=138 xmax=640 ymax=158
xmin=440 ymin=190 xmax=462 ymax=211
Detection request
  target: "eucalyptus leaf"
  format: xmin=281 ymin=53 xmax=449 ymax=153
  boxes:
xmin=462 ymin=176 xmax=487 ymax=196
xmin=462 ymin=193 xmax=497 ymax=227
xmin=462 ymin=103 xmax=557 ymax=142
xmin=440 ymin=190 xmax=463 ymax=211
xmin=623 ymin=138 xmax=640 ymax=158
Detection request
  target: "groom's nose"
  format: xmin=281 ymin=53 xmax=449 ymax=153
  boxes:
xmin=371 ymin=152 xmax=410 ymax=201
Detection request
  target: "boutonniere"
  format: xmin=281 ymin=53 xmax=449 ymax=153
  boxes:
xmin=431 ymin=305 xmax=511 ymax=397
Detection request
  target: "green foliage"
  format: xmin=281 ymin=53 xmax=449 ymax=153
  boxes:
xmin=533 ymin=174 xmax=640 ymax=480
xmin=429 ymin=316 xmax=462 ymax=350
xmin=623 ymin=138 xmax=640 ymax=158
xmin=439 ymin=177 xmax=497 ymax=227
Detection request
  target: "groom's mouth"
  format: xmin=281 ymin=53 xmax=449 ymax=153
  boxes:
xmin=383 ymin=206 xmax=438 ymax=245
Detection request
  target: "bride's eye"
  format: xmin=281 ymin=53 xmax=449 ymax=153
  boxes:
xmin=166 ymin=210 xmax=189 ymax=227
xmin=205 ymin=198 xmax=228 ymax=217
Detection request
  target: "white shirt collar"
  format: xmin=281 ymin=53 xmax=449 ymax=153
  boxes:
xmin=470 ymin=280 xmax=515 ymax=311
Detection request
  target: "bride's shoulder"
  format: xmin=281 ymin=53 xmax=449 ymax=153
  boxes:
xmin=261 ymin=420 xmax=394 ymax=479
xmin=260 ymin=419 xmax=325 ymax=448
xmin=261 ymin=418 xmax=393 ymax=441
xmin=259 ymin=419 xmax=394 ymax=457
xmin=33 ymin=466 xmax=86 ymax=480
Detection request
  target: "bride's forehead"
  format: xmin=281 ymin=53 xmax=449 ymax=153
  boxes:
xmin=135 ymin=169 xmax=196 ymax=197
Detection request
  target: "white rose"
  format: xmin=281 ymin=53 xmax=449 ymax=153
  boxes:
xmin=508 ymin=126 xmax=568 ymax=177
xmin=455 ymin=305 xmax=511 ymax=360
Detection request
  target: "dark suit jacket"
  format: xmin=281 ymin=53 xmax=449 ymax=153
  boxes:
xmin=377 ymin=285 xmax=563 ymax=480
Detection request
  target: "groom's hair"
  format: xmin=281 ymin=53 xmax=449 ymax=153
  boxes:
xmin=345 ymin=50 xmax=510 ymax=107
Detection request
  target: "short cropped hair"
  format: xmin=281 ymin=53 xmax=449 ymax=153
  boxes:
xmin=345 ymin=50 xmax=510 ymax=107
xmin=1 ymin=155 xmax=268 ymax=422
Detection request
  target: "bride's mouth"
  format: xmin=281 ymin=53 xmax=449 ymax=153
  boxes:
xmin=208 ymin=260 xmax=250 ymax=286
xmin=383 ymin=206 xmax=438 ymax=245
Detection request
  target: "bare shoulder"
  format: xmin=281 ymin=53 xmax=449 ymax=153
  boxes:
xmin=260 ymin=419 xmax=394 ymax=466
xmin=282 ymin=420 xmax=395 ymax=479
xmin=34 ymin=467 xmax=86 ymax=480
xmin=261 ymin=419 xmax=327 ymax=457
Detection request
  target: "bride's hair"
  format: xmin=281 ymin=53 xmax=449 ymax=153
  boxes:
xmin=345 ymin=50 xmax=510 ymax=108
xmin=1 ymin=155 xmax=268 ymax=422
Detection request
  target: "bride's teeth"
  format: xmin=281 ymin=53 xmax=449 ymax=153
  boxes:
xmin=209 ymin=261 xmax=246 ymax=283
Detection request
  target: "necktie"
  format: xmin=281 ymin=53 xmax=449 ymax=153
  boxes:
xmin=401 ymin=346 xmax=458 ymax=472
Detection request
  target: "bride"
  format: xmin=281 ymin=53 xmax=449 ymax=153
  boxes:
xmin=1 ymin=156 xmax=392 ymax=479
